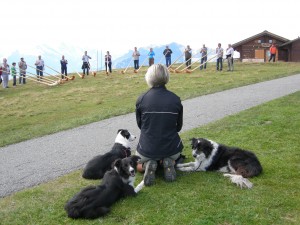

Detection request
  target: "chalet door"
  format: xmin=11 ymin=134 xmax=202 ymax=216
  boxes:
xmin=255 ymin=49 xmax=265 ymax=61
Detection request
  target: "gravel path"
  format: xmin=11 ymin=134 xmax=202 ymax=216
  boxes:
xmin=1 ymin=74 xmax=300 ymax=197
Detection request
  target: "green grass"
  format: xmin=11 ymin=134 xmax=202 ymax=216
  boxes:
xmin=0 ymin=91 xmax=299 ymax=225
xmin=0 ymin=62 xmax=300 ymax=147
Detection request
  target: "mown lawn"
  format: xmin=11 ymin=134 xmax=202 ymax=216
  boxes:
xmin=0 ymin=62 xmax=300 ymax=147
xmin=0 ymin=91 xmax=299 ymax=225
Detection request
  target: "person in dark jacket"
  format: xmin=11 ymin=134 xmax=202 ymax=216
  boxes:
xmin=135 ymin=64 xmax=183 ymax=186
xmin=60 ymin=55 xmax=68 ymax=78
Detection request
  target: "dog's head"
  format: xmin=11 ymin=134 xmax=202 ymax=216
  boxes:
xmin=115 ymin=129 xmax=136 ymax=148
xmin=113 ymin=155 xmax=141 ymax=180
xmin=191 ymin=138 xmax=217 ymax=158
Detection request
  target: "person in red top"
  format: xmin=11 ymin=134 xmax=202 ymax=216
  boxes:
xmin=269 ymin=44 xmax=277 ymax=62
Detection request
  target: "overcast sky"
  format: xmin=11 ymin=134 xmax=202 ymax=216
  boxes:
xmin=1 ymin=0 xmax=299 ymax=58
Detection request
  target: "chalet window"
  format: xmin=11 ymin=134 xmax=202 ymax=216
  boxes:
xmin=269 ymin=40 xmax=273 ymax=43
xmin=258 ymin=40 xmax=261 ymax=43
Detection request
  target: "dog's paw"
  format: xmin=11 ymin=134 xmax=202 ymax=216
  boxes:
xmin=176 ymin=163 xmax=183 ymax=168
xmin=134 ymin=180 xmax=144 ymax=193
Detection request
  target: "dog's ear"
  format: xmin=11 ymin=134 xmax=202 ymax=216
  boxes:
xmin=200 ymin=139 xmax=213 ymax=157
xmin=190 ymin=138 xmax=197 ymax=146
xmin=113 ymin=158 xmax=122 ymax=169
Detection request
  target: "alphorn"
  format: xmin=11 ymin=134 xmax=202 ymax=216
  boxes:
xmin=27 ymin=64 xmax=61 ymax=80
xmin=45 ymin=65 xmax=75 ymax=81
xmin=121 ymin=57 xmax=133 ymax=74
xmin=175 ymin=51 xmax=212 ymax=73
xmin=168 ymin=52 xmax=184 ymax=71
xmin=21 ymin=71 xmax=61 ymax=84
xmin=134 ymin=57 xmax=148 ymax=73
xmin=185 ymin=54 xmax=218 ymax=73
xmin=174 ymin=52 xmax=200 ymax=72
xmin=21 ymin=69 xmax=61 ymax=84
xmin=15 ymin=71 xmax=60 ymax=86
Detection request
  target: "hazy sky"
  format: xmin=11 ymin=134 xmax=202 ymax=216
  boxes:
xmin=1 ymin=0 xmax=299 ymax=58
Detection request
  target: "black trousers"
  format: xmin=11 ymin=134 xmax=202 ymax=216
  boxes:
xmin=200 ymin=57 xmax=207 ymax=70
xmin=185 ymin=57 xmax=191 ymax=69
xmin=269 ymin=54 xmax=276 ymax=62
xmin=216 ymin=57 xmax=223 ymax=71
xmin=105 ymin=62 xmax=112 ymax=73
xmin=134 ymin=60 xmax=139 ymax=69
xmin=61 ymin=66 xmax=67 ymax=78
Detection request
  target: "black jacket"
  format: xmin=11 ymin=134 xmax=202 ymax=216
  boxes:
xmin=136 ymin=86 xmax=183 ymax=159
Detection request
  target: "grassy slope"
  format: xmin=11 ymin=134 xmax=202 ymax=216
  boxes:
xmin=0 ymin=91 xmax=299 ymax=225
xmin=0 ymin=62 xmax=300 ymax=147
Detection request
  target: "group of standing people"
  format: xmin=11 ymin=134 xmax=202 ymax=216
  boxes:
xmin=0 ymin=57 xmax=28 ymax=88
xmin=216 ymin=43 xmax=235 ymax=72
xmin=130 ymin=43 xmax=233 ymax=72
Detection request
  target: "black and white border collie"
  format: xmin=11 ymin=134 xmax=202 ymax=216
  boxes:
xmin=65 ymin=156 xmax=144 ymax=219
xmin=176 ymin=138 xmax=263 ymax=188
xmin=82 ymin=129 xmax=136 ymax=179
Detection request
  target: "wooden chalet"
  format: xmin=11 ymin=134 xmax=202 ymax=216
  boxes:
xmin=232 ymin=30 xmax=300 ymax=62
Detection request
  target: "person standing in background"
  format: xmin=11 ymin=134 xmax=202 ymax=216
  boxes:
xmin=105 ymin=51 xmax=112 ymax=73
xmin=132 ymin=47 xmax=140 ymax=70
xmin=82 ymin=51 xmax=91 ymax=75
xmin=216 ymin=43 xmax=223 ymax=71
xmin=200 ymin=44 xmax=207 ymax=70
xmin=18 ymin=57 xmax=27 ymax=84
xmin=226 ymin=44 xmax=234 ymax=71
xmin=11 ymin=62 xmax=17 ymax=87
xmin=269 ymin=43 xmax=277 ymax=62
xmin=148 ymin=48 xmax=155 ymax=66
xmin=163 ymin=45 xmax=173 ymax=67
xmin=60 ymin=55 xmax=68 ymax=78
xmin=1 ymin=58 xmax=10 ymax=88
xmin=35 ymin=55 xmax=44 ymax=81
xmin=184 ymin=45 xmax=192 ymax=69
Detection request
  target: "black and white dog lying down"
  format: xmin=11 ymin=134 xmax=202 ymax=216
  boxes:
xmin=176 ymin=138 xmax=263 ymax=188
xmin=82 ymin=129 xmax=136 ymax=179
xmin=65 ymin=156 xmax=144 ymax=219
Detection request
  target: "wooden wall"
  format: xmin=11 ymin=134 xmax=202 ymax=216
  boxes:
xmin=290 ymin=39 xmax=300 ymax=62
xmin=234 ymin=35 xmax=286 ymax=62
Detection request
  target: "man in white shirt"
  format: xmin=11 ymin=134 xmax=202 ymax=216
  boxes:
xmin=132 ymin=47 xmax=140 ymax=70
xmin=82 ymin=51 xmax=91 ymax=75
xmin=34 ymin=55 xmax=44 ymax=81
xmin=226 ymin=44 xmax=234 ymax=71
xmin=216 ymin=43 xmax=223 ymax=71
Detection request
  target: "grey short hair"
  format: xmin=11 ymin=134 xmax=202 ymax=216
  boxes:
xmin=145 ymin=64 xmax=170 ymax=88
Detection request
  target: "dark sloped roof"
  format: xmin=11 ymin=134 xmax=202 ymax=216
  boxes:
xmin=232 ymin=30 xmax=290 ymax=48
xmin=279 ymin=37 xmax=300 ymax=47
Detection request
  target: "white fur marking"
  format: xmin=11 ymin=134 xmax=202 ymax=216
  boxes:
xmin=134 ymin=180 xmax=144 ymax=193
xmin=227 ymin=160 xmax=237 ymax=174
xmin=115 ymin=130 xmax=135 ymax=148
xmin=196 ymin=140 xmax=219 ymax=171
xmin=218 ymin=166 xmax=229 ymax=173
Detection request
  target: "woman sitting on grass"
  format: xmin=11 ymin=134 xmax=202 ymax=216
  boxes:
xmin=135 ymin=64 xmax=184 ymax=186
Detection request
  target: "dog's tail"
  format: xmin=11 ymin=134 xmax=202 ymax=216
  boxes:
xmin=223 ymin=174 xmax=253 ymax=189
